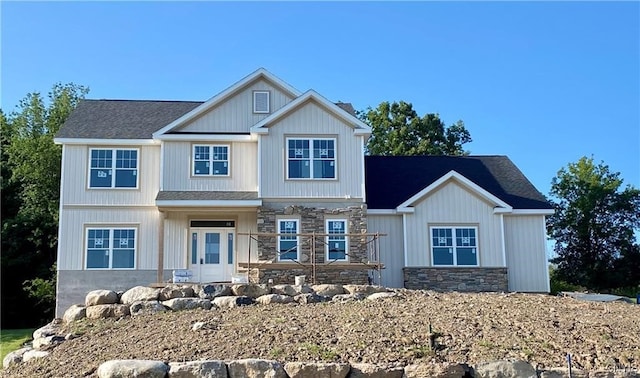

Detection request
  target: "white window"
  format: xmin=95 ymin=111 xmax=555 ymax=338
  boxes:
xmin=278 ymin=219 xmax=299 ymax=261
xmin=286 ymin=138 xmax=336 ymax=179
xmin=89 ymin=148 xmax=138 ymax=188
xmin=431 ymin=227 xmax=478 ymax=266
xmin=326 ymin=219 xmax=348 ymax=261
xmin=253 ymin=91 xmax=270 ymax=113
xmin=86 ymin=228 xmax=136 ymax=269
xmin=193 ymin=145 xmax=229 ymax=176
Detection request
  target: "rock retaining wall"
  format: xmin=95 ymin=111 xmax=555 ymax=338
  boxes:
xmin=403 ymin=267 xmax=508 ymax=292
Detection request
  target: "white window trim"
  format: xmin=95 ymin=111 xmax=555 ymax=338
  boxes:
xmin=285 ymin=137 xmax=337 ymax=180
xmin=326 ymin=219 xmax=348 ymax=262
xmin=87 ymin=148 xmax=140 ymax=189
xmin=85 ymin=227 xmax=137 ymax=270
xmin=253 ymin=90 xmax=270 ymax=114
xmin=277 ymin=219 xmax=300 ymax=262
xmin=429 ymin=226 xmax=479 ymax=267
xmin=192 ymin=144 xmax=231 ymax=177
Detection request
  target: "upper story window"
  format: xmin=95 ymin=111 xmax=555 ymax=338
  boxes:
xmin=287 ymin=138 xmax=336 ymax=180
xmin=89 ymin=148 xmax=138 ymax=189
xmin=253 ymin=91 xmax=270 ymax=113
xmin=86 ymin=227 xmax=136 ymax=269
xmin=326 ymin=219 xmax=348 ymax=261
xmin=431 ymin=227 xmax=478 ymax=266
xmin=193 ymin=145 xmax=229 ymax=176
xmin=278 ymin=219 xmax=299 ymax=261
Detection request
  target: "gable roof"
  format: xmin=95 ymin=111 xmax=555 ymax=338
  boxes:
xmin=365 ymin=155 xmax=552 ymax=210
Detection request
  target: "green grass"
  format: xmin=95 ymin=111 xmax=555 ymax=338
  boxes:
xmin=1 ymin=329 xmax=34 ymax=361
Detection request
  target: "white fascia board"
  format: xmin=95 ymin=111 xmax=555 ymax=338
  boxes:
xmin=493 ymin=207 xmax=513 ymax=214
xmin=366 ymin=209 xmax=398 ymax=215
xmin=155 ymin=134 xmax=255 ymax=142
xmin=54 ymin=138 xmax=158 ymax=145
xmin=152 ymin=68 xmax=301 ymax=138
xmin=510 ymin=209 xmax=555 ymax=215
xmin=156 ymin=200 xmax=263 ymax=207
xmin=396 ymin=207 xmax=415 ymax=214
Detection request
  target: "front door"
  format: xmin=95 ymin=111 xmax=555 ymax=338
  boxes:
xmin=189 ymin=227 xmax=234 ymax=283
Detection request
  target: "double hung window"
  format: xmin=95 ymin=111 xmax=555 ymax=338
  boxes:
xmin=89 ymin=149 xmax=138 ymax=188
xmin=193 ymin=145 xmax=229 ymax=176
xmin=326 ymin=219 xmax=348 ymax=261
xmin=278 ymin=219 xmax=299 ymax=261
xmin=86 ymin=228 xmax=136 ymax=269
xmin=287 ymin=138 xmax=336 ymax=179
xmin=431 ymin=227 xmax=478 ymax=266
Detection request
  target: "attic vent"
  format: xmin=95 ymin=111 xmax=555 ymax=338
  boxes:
xmin=253 ymin=91 xmax=270 ymax=113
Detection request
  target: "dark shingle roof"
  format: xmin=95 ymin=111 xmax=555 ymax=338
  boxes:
xmin=156 ymin=191 xmax=259 ymax=201
xmin=365 ymin=155 xmax=552 ymax=210
xmin=335 ymin=102 xmax=356 ymax=116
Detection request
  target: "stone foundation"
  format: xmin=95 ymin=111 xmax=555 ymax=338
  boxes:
xmin=403 ymin=267 xmax=508 ymax=292
xmin=248 ymin=264 xmax=370 ymax=285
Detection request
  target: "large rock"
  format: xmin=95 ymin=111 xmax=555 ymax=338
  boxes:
xmin=271 ymin=285 xmax=312 ymax=296
xmin=474 ymin=360 xmax=537 ymax=378
xmin=349 ymin=363 xmax=403 ymax=378
xmin=256 ymin=294 xmax=294 ymax=305
xmin=213 ymin=296 xmax=255 ymax=308
xmin=312 ymin=284 xmax=345 ymax=297
xmin=198 ymin=284 xmax=233 ymax=300
xmin=539 ymin=368 xmax=588 ymax=378
xmin=86 ymin=304 xmax=130 ymax=319
xmin=158 ymin=285 xmax=195 ymax=301
xmin=169 ymin=360 xmax=228 ymax=377
xmin=294 ymin=293 xmax=330 ymax=304
xmin=85 ymin=290 xmax=119 ymax=306
xmin=63 ymin=304 xmax=87 ymax=323
xmin=231 ymin=284 xmax=270 ymax=298
xmin=227 ymin=359 xmax=286 ymax=378
xmin=22 ymin=350 xmax=49 ymax=363
xmin=366 ymin=292 xmax=397 ymax=301
xmin=97 ymin=359 xmax=168 ymax=378
xmin=33 ymin=319 xmax=62 ymax=340
xmin=33 ymin=335 xmax=65 ymax=350
xmin=404 ymin=363 xmax=471 ymax=378
xmin=130 ymin=301 xmax=168 ymax=316
xmin=284 ymin=362 xmax=350 ymax=378
xmin=120 ymin=286 xmax=160 ymax=304
xmin=332 ymin=293 xmax=366 ymax=303
xmin=2 ymin=347 xmax=30 ymax=368
xmin=162 ymin=298 xmax=212 ymax=311
xmin=343 ymin=285 xmax=388 ymax=295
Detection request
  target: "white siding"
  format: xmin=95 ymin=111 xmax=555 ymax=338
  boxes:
xmin=162 ymin=141 xmax=258 ymax=191
xmin=61 ymin=145 xmax=160 ymax=206
xmin=178 ymin=79 xmax=294 ymax=133
xmin=504 ymin=215 xmax=550 ymax=292
xmin=57 ymin=207 xmax=161 ymax=270
xmin=368 ymin=214 xmax=404 ymax=288
xmin=405 ymin=181 xmax=504 ymax=267
xmin=260 ymin=101 xmax=364 ymax=199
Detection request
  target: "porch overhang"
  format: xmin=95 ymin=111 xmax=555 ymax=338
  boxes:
xmin=155 ymin=191 xmax=262 ymax=209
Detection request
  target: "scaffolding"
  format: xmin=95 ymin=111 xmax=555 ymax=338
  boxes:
xmin=237 ymin=231 xmax=386 ymax=285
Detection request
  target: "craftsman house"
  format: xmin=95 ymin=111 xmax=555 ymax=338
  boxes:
xmin=54 ymin=68 xmax=553 ymax=316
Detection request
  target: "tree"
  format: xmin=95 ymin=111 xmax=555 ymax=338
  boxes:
xmin=1 ymin=83 xmax=88 ymax=327
xmin=547 ymin=156 xmax=640 ymax=292
xmin=360 ymin=101 xmax=472 ymax=156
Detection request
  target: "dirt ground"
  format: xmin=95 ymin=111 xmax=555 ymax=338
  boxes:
xmin=3 ymin=290 xmax=639 ymax=377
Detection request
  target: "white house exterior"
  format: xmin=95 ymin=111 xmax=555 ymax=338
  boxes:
xmin=54 ymin=69 xmax=553 ymax=316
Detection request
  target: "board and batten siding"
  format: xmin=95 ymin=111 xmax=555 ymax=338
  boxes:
xmin=162 ymin=141 xmax=257 ymax=191
xmin=504 ymin=215 xmax=550 ymax=292
xmin=368 ymin=214 xmax=405 ymax=288
xmin=259 ymin=101 xmax=364 ymax=199
xmin=177 ymin=79 xmax=294 ymax=133
xmin=405 ymin=181 xmax=504 ymax=267
xmin=57 ymin=207 xmax=161 ymax=270
xmin=61 ymin=144 xmax=160 ymax=206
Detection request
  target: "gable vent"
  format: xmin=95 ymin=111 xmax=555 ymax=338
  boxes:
xmin=253 ymin=91 xmax=270 ymax=113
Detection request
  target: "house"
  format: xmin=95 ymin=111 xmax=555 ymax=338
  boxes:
xmin=53 ymin=68 xmax=553 ymax=316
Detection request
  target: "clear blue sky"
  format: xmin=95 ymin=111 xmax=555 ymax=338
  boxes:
xmin=2 ymin=1 xmax=638 ymax=197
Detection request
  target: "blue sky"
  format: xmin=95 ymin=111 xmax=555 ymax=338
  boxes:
xmin=2 ymin=1 xmax=638 ymax=197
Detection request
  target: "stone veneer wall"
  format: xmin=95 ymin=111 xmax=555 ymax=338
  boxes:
xmin=403 ymin=267 xmax=508 ymax=292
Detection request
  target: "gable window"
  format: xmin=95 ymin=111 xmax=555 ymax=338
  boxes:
xmin=431 ymin=227 xmax=478 ymax=266
xmin=193 ymin=145 xmax=229 ymax=176
xmin=89 ymin=149 xmax=138 ymax=188
xmin=278 ymin=219 xmax=299 ymax=261
xmin=86 ymin=228 xmax=136 ymax=269
xmin=287 ymin=138 xmax=336 ymax=179
xmin=253 ymin=91 xmax=270 ymax=113
xmin=326 ymin=219 xmax=348 ymax=261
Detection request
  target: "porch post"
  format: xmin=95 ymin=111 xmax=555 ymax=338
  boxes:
xmin=157 ymin=210 xmax=166 ymax=283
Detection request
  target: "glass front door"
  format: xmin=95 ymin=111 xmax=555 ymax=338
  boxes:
xmin=189 ymin=228 xmax=234 ymax=282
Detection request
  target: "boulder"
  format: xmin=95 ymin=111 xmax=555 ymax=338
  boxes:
xmin=332 ymin=293 xmax=366 ymax=303
xmin=474 ymin=360 xmax=537 ymax=378
xmin=63 ymin=304 xmax=87 ymax=323
xmin=169 ymin=360 xmax=228 ymax=377
xmin=2 ymin=347 xmax=30 ymax=368
xmin=120 ymin=286 xmax=160 ymax=304
xmin=33 ymin=335 xmax=65 ymax=350
xmin=97 ymin=359 xmax=168 ymax=378
xmin=158 ymin=285 xmax=195 ymax=301
xmin=213 ymin=296 xmax=255 ymax=308
xmin=162 ymin=298 xmax=212 ymax=311
xmin=22 ymin=350 xmax=49 ymax=363
xmin=129 ymin=301 xmax=168 ymax=316
xmin=366 ymin=292 xmax=397 ymax=301
xmin=312 ymin=284 xmax=345 ymax=297
xmin=284 ymin=362 xmax=350 ymax=378
xmin=539 ymin=368 xmax=588 ymax=378
xmin=86 ymin=304 xmax=130 ymax=319
xmin=85 ymin=290 xmax=119 ymax=306
xmin=256 ymin=294 xmax=294 ymax=305
xmin=343 ymin=285 xmax=388 ymax=295
xmin=227 ymin=358 xmax=287 ymax=378
xmin=33 ymin=319 xmax=62 ymax=340
xmin=231 ymin=284 xmax=270 ymax=298
xmin=349 ymin=363 xmax=403 ymax=378
xmin=294 ymin=293 xmax=330 ymax=304
xmin=403 ymin=363 xmax=471 ymax=378
xmin=197 ymin=284 xmax=232 ymax=300
xmin=271 ymin=284 xmax=312 ymax=296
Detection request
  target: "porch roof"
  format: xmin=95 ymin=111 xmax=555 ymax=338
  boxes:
xmin=155 ymin=191 xmax=261 ymax=207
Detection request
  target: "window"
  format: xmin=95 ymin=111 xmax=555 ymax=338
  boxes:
xmin=89 ymin=149 xmax=138 ymax=188
xmin=278 ymin=219 xmax=299 ymax=261
xmin=431 ymin=227 xmax=478 ymax=266
xmin=86 ymin=228 xmax=136 ymax=269
xmin=287 ymin=138 xmax=336 ymax=179
xmin=253 ymin=91 xmax=270 ymax=113
xmin=326 ymin=219 xmax=348 ymax=261
xmin=193 ymin=145 xmax=229 ymax=176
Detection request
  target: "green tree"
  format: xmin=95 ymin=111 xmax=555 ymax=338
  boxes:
xmin=547 ymin=156 xmax=640 ymax=292
xmin=360 ymin=101 xmax=472 ymax=156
